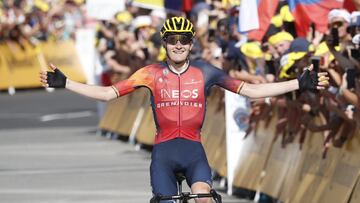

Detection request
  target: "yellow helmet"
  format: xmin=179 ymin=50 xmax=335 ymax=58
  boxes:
xmin=160 ymin=17 xmax=195 ymax=39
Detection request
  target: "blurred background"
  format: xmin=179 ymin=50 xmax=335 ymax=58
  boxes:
xmin=0 ymin=0 xmax=360 ymax=202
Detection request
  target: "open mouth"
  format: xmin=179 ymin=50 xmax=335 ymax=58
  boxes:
xmin=173 ymin=51 xmax=184 ymax=54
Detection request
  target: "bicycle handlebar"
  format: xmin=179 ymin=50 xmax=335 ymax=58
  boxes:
xmin=151 ymin=189 xmax=222 ymax=203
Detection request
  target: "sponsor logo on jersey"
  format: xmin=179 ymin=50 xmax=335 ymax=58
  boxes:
xmin=160 ymin=89 xmax=199 ymax=99
xmin=163 ymin=69 xmax=169 ymax=75
xmin=184 ymin=79 xmax=202 ymax=85
xmin=157 ymin=89 xmax=202 ymax=109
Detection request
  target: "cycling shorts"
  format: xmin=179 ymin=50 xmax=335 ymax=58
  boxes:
xmin=150 ymin=138 xmax=212 ymax=202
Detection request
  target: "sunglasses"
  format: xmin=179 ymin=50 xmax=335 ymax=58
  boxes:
xmin=329 ymin=21 xmax=344 ymax=29
xmin=165 ymin=35 xmax=192 ymax=45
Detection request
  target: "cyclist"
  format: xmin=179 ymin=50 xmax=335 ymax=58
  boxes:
xmin=40 ymin=17 xmax=329 ymax=203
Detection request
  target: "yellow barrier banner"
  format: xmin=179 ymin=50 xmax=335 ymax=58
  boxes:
xmin=232 ymin=117 xmax=275 ymax=191
xmin=349 ymin=173 xmax=360 ymax=203
xmin=0 ymin=42 xmax=42 ymax=89
xmin=40 ymin=40 xmax=86 ymax=83
xmin=0 ymin=47 xmax=11 ymax=89
xmin=202 ymin=89 xmax=228 ymax=177
xmin=135 ymin=106 xmax=156 ymax=145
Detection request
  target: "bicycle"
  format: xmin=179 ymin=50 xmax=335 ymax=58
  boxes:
xmin=150 ymin=172 xmax=222 ymax=203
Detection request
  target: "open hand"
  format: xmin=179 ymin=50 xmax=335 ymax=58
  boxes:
xmin=298 ymin=64 xmax=329 ymax=91
xmin=39 ymin=64 xmax=67 ymax=88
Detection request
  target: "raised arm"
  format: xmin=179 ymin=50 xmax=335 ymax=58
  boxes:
xmin=40 ymin=64 xmax=118 ymax=101
xmin=239 ymin=65 xmax=329 ymax=99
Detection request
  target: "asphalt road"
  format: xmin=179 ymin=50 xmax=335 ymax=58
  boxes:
xmin=0 ymin=89 xmax=252 ymax=203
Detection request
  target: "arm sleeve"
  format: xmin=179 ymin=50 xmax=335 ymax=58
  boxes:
xmin=207 ymin=64 xmax=245 ymax=94
xmin=112 ymin=66 xmax=154 ymax=97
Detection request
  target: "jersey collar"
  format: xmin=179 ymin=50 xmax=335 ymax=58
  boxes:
xmin=166 ymin=60 xmax=190 ymax=75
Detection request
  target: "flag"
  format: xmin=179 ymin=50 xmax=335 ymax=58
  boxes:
xmin=248 ymin=0 xmax=279 ymax=41
xmin=164 ymin=0 xmax=182 ymax=12
xmin=343 ymin=0 xmax=357 ymax=12
xmin=239 ymin=0 xmax=259 ymax=32
xmin=287 ymin=0 xmax=343 ymax=37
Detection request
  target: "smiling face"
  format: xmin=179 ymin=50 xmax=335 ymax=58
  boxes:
xmin=163 ymin=34 xmax=193 ymax=64
xmin=274 ymin=40 xmax=291 ymax=55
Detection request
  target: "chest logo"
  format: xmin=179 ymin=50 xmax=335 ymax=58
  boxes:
xmin=184 ymin=79 xmax=202 ymax=85
xmin=163 ymin=69 xmax=169 ymax=76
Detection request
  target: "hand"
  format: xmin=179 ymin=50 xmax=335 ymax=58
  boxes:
xmin=39 ymin=64 xmax=67 ymax=88
xmin=297 ymin=64 xmax=329 ymax=91
xmin=341 ymin=73 xmax=348 ymax=89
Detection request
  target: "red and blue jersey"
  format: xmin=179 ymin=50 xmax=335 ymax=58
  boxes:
xmin=113 ymin=60 xmax=244 ymax=144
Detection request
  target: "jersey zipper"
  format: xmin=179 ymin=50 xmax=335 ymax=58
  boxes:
xmin=178 ymin=73 xmax=181 ymax=138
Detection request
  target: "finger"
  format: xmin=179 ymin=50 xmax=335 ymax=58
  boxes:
xmin=39 ymin=74 xmax=47 ymax=80
xmin=319 ymin=76 xmax=330 ymax=82
xmin=317 ymin=86 xmax=325 ymax=90
xmin=342 ymin=73 xmax=347 ymax=80
xmin=318 ymin=72 xmax=328 ymax=77
xmin=306 ymin=64 xmax=313 ymax=71
xmin=39 ymin=72 xmax=47 ymax=78
xmin=318 ymin=81 xmax=329 ymax=86
xmin=49 ymin=63 xmax=57 ymax=71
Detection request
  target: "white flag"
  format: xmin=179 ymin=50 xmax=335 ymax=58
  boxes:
xmin=239 ymin=0 xmax=259 ymax=32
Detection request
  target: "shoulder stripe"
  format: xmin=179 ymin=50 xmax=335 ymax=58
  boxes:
xmin=237 ymin=81 xmax=245 ymax=94
xmin=111 ymin=85 xmax=120 ymax=98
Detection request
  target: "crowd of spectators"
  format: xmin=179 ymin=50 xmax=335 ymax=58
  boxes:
xmin=2 ymin=0 xmax=360 ymax=156
xmin=0 ymin=0 xmax=85 ymax=48
xmin=95 ymin=0 xmax=360 ymax=157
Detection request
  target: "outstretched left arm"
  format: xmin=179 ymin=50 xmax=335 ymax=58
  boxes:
xmin=239 ymin=65 xmax=329 ymax=99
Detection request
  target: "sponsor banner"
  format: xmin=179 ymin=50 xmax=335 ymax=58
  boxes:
xmin=0 ymin=40 xmax=86 ymax=90
xmin=134 ymin=106 xmax=156 ymax=145
xmin=225 ymin=90 xmax=249 ymax=195
xmin=232 ymin=114 xmax=277 ymax=192
xmin=40 ymin=40 xmax=86 ymax=84
xmin=349 ymin=173 xmax=360 ymax=203
xmin=0 ymin=42 xmax=42 ymax=89
xmin=0 ymin=48 xmax=11 ymax=89
xmin=289 ymin=132 xmax=343 ymax=203
xmin=201 ymin=89 xmax=227 ymax=176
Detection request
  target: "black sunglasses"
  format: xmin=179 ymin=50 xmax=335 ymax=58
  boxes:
xmin=329 ymin=21 xmax=345 ymax=29
xmin=165 ymin=35 xmax=192 ymax=45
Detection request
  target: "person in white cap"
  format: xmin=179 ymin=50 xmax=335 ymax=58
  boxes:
xmin=349 ymin=11 xmax=360 ymax=46
xmin=328 ymin=9 xmax=352 ymax=48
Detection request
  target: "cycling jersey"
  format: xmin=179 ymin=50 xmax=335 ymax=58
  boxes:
xmin=113 ymin=60 xmax=244 ymax=144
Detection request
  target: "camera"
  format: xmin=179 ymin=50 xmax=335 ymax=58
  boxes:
xmin=208 ymin=29 xmax=216 ymax=42
xmin=310 ymin=56 xmax=321 ymax=72
xmin=350 ymin=48 xmax=360 ymax=60
xmin=346 ymin=68 xmax=356 ymax=89
xmin=330 ymin=27 xmax=339 ymax=47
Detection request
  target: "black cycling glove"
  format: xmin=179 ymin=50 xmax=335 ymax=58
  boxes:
xmin=297 ymin=69 xmax=318 ymax=91
xmin=47 ymin=69 xmax=67 ymax=88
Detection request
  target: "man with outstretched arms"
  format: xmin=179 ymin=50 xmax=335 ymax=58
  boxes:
xmin=40 ymin=17 xmax=329 ymax=203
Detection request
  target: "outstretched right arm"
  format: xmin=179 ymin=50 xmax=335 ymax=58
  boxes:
xmin=40 ymin=64 xmax=118 ymax=102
